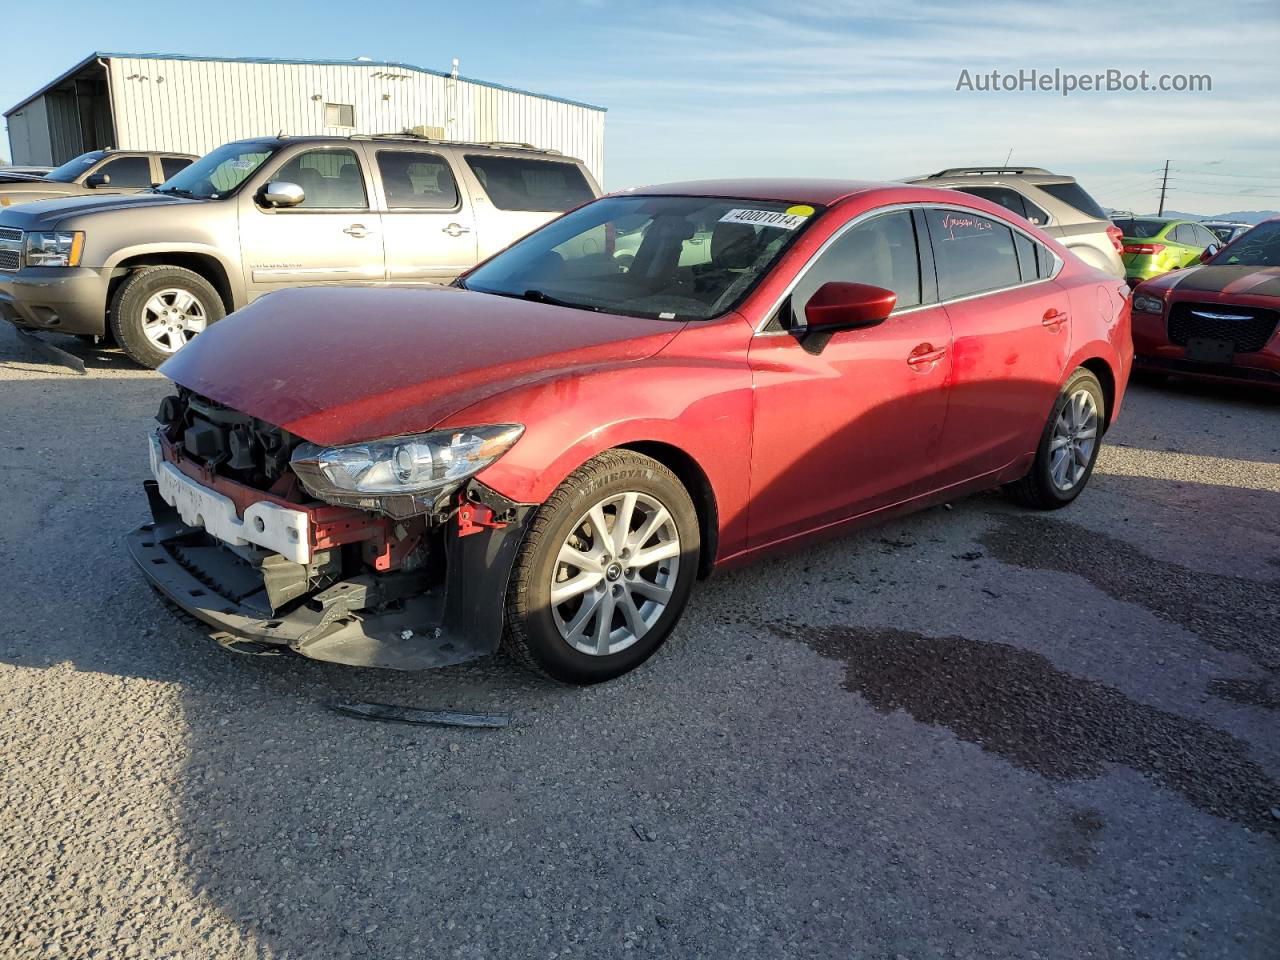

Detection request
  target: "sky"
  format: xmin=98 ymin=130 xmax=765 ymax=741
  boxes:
xmin=5 ymin=0 xmax=1279 ymax=215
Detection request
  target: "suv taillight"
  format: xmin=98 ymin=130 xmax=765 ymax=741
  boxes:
xmin=1123 ymin=242 xmax=1165 ymax=255
xmin=1106 ymin=224 xmax=1124 ymax=253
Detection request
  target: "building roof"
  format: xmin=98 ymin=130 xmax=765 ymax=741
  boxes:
xmin=5 ymin=51 xmax=607 ymax=118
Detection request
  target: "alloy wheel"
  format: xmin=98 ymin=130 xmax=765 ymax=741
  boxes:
xmin=1049 ymin=388 xmax=1099 ymax=491
xmin=141 ymin=288 xmax=208 ymax=353
xmin=550 ymin=491 xmax=681 ymax=656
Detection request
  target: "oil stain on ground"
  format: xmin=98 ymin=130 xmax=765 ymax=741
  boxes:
xmin=772 ymin=623 xmax=1279 ymax=837
xmin=981 ymin=516 xmax=1280 ymax=673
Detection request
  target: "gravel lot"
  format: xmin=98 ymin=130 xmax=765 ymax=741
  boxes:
xmin=2 ymin=324 xmax=1277 ymax=960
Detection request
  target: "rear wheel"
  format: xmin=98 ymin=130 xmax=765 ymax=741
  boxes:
xmin=1003 ymin=368 xmax=1105 ymax=510
xmin=503 ymin=450 xmax=700 ymax=684
xmin=110 ymin=265 xmax=224 ymax=368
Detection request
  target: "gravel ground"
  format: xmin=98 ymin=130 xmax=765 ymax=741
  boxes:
xmin=1 ymin=325 xmax=1277 ymax=960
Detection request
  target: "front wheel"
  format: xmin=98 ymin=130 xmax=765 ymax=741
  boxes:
xmin=1003 ymin=369 xmax=1105 ymax=510
xmin=503 ymin=450 xmax=700 ymax=684
xmin=110 ymin=265 xmax=225 ymax=369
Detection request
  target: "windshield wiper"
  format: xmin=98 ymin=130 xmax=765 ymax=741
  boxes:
xmin=519 ymin=289 xmax=602 ymax=312
xmin=153 ymin=186 xmax=198 ymax=199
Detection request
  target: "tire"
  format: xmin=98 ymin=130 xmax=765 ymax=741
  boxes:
xmin=503 ymin=450 xmax=700 ymax=684
xmin=1003 ymin=368 xmax=1106 ymax=510
xmin=110 ymin=265 xmax=225 ymax=369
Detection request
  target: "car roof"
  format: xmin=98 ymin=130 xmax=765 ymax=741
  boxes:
xmin=226 ymin=135 xmax=575 ymax=160
xmin=609 ymin=179 xmax=913 ymax=205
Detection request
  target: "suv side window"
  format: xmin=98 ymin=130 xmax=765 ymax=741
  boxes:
xmin=270 ymin=148 xmax=368 ymax=209
xmin=464 ymin=156 xmax=593 ymax=212
xmin=952 ymin=186 xmax=1051 ymax=227
xmin=788 ymin=210 xmax=922 ymax=327
xmin=376 ymin=151 xmax=459 ymax=209
xmin=160 ymin=157 xmax=192 ymax=180
xmin=925 ymin=208 xmax=1023 ymax=299
xmin=95 ymin=155 xmax=153 ymax=187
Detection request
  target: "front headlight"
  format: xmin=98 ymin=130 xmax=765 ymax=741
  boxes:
xmin=290 ymin=424 xmax=524 ymax=518
xmin=26 ymin=231 xmax=85 ymax=267
xmin=1132 ymin=294 xmax=1164 ymax=314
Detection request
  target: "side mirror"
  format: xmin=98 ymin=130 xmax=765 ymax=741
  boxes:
xmin=85 ymin=173 xmax=110 ymax=188
xmin=259 ymin=181 xmax=305 ymax=208
xmin=804 ymin=281 xmax=896 ymax=331
xmin=1199 ymin=245 xmax=1219 ymax=263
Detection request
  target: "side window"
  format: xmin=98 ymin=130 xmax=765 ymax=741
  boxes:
xmin=270 ymin=148 xmax=367 ymax=209
xmin=160 ymin=157 xmax=192 ymax=180
xmin=789 ymin=210 xmax=922 ymax=327
xmin=95 ymin=155 xmax=153 ymax=187
xmin=376 ymin=151 xmax=459 ymax=209
xmin=925 ymin=208 xmax=1023 ymax=300
xmin=1012 ymin=230 xmax=1055 ymax=282
xmin=464 ymin=156 xmax=594 ymax=212
xmin=957 ymin=186 xmax=1027 ymax=220
xmin=1021 ymin=198 xmax=1050 ymax=227
xmin=324 ymin=103 xmax=355 ymax=128
xmin=1194 ymin=225 xmax=1218 ymax=248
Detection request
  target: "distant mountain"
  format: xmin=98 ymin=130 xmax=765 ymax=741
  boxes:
xmin=1135 ymin=209 xmax=1278 ymax=224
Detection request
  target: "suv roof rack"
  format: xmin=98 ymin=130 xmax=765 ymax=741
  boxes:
xmin=353 ymin=131 xmax=562 ymax=154
xmin=927 ymin=166 xmax=1054 ymax=178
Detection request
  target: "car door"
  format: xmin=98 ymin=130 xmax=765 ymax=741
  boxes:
xmin=921 ymin=206 xmax=1071 ymax=487
xmin=85 ymin=154 xmax=155 ymax=194
xmin=457 ymin=153 xmax=599 ymax=261
xmin=237 ymin=145 xmax=384 ymax=299
xmin=746 ymin=207 xmax=953 ymax=547
xmin=368 ymin=145 xmax=477 ymax=283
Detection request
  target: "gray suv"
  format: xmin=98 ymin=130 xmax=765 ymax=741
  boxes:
xmin=0 ymin=135 xmax=600 ymax=367
xmin=906 ymin=167 xmax=1125 ymax=278
xmin=0 ymin=150 xmax=197 ymax=207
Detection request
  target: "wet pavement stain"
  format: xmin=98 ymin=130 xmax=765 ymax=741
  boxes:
xmin=1208 ymin=677 xmax=1280 ymax=711
xmin=772 ymin=624 xmax=1280 ymax=836
xmin=1047 ymin=807 xmax=1106 ymax=869
xmin=981 ymin=516 xmax=1280 ymax=673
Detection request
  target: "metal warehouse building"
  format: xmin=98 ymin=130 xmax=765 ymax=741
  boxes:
xmin=4 ymin=52 xmax=606 ymax=180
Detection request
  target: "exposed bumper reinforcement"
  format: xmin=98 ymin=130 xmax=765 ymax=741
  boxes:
xmin=128 ymin=480 xmax=534 ymax=671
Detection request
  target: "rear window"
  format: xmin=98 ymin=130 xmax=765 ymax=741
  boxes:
xmin=1038 ymin=181 xmax=1108 ymax=220
xmin=1113 ymin=218 xmax=1168 ymax=239
xmin=465 ymin=156 xmax=593 ymax=212
xmin=160 ymin=157 xmax=192 ymax=180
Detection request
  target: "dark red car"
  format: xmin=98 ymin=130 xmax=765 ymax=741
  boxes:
xmin=1131 ymin=218 xmax=1280 ymax=387
xmin=129 ymin=180 xmax=1132 ymax=683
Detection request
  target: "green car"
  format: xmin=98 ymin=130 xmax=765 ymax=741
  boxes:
xmin=1112 ymin=217 xmax=1221 ymax=286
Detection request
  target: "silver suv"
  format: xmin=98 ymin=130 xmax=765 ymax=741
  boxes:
xmin=0 ymin=150 xmax=198 ymax=207
xmin=905 ymin=167 xmax=1124 ymax=278
xmin=0 ymin=135 xmax=600 ymax=367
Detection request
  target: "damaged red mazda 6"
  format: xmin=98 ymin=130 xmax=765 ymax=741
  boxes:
xmin=130 ymin=180 xmax=1132 ymax=683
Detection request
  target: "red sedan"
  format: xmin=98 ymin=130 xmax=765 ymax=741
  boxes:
xmin=1131 ymin=218 xmax=1280 ymax=387
xmin=129 ymin=180 xmax=1132 ymax=683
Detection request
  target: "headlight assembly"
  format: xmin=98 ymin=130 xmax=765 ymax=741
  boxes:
xmin=1132 ymin=294 xmax=1164 ymax=314
xmin=25 ymin=231 xmax=85 ymax=268
xmin=290 ymin=424 xmax=524 ymax=518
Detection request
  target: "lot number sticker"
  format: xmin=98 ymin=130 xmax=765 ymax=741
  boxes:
xmin=720 ymin=208 xmax=810 ymax=230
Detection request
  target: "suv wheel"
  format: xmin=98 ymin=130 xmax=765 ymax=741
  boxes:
xmin=503 ymin=450 xmax=700 ymax=684
xmin=110 ymin=265 xmax=225 ymax=368
xmin=1003 ymin=368 xmax=1105 ymax=510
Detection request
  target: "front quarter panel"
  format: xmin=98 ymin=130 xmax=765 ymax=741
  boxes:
xmin=442 ymin=318 xmax=757 ymax=562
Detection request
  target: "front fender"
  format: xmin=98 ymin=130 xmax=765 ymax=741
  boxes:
xmin=105 ymin=243 xmax=246 ymax=307
xmin=440 ymin=320 xmax=756 ymax=561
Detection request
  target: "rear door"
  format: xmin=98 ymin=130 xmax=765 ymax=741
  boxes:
xmin=367 ymin=145 xmax=477 ymax=283
xmin=457 ymin=153 xmax=599 ymax=260
xmin=922 ymin=206 xmax=1071 ymax=486
xmin=237 ymin=145 xmax=384 ymax=298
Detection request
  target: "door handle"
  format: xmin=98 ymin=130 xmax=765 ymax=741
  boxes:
xmin=343 ymin=224 xmax=373 ymax=238
xmin=443 ymin=222 xmax=472 ymax=238
xmin=1042 ymin=308 xmax=1068 ymax=328
xmin=907 ymin=344 xmax=947 ymax=368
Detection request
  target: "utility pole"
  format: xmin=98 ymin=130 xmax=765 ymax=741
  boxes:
xmin=1157 ymin=160 xmax=1170 ymax=216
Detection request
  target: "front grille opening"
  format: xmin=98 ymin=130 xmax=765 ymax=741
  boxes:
xmin=1168 ymin=302 xmax=1279 ymax=355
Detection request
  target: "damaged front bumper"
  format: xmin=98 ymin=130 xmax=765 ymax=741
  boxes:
xmin=128 ymin=479 xmax=533 ymax=671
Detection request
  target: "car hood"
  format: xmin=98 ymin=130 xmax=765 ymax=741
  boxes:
xmin=0 ymin=192 xmax=194 ymax=228
xmin=1140 ymin=264 xmax=1280 ymax=298
xmin=0 ymin=172 xmax=51 ymax=184
xmin=160 ymin=285 xmax=685 ymax=446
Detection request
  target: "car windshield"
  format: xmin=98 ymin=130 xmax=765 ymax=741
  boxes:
xmin=1113 ymin=218 xmax=1168 ymax=239
xmin=155 ymin=141 xmax=277 ymax=199
xmin=1211 ymin=221 xmax=1280 ymax=267
xmin=461 ymin=195 xmax=821 ymax=321
xmin=44 ymin=151 xmax=106 ymax=182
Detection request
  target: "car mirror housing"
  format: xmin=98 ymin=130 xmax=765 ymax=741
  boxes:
xmin=1199 ymin=245 xmax=1219 ymax=263
xmin=85 ymin=173 xmax=111 ymax=188
xmin=259 ymin=181 xmax=305 ymax=208
xmin=803 ymin=281 xmax=897 ymax=332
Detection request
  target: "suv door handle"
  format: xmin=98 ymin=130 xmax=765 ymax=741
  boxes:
xmin=443 ymin=223 xmax=472 ymax=237
xmin=343 ymin=224 xmax=374 ymax=238
xmin=907 ymin=343 xmax=947 ymax=368
xmin=1042 ymin=308 xmax=1068 ymax=328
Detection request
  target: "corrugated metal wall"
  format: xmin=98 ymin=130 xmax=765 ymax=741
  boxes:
xmin=106 ymin=57 xmax=605 ymax=181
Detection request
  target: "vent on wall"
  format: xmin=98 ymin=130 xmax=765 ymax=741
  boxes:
xmin=324 ymin=102 xmax=355 ymax=127
xmin=411 ymin=125 xmax=446 ymax=140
